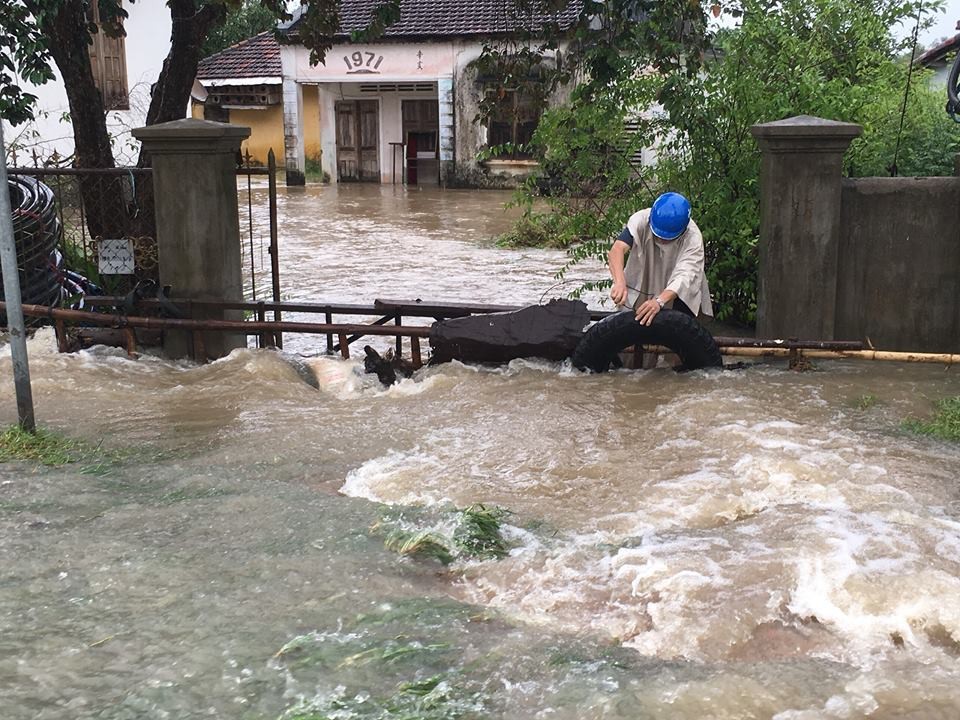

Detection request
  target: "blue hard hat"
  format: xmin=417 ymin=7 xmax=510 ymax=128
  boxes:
xmin=650 ymin=192 xmax=691 ymax=241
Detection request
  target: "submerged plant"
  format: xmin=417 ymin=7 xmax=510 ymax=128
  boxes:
xmin=453 ymin=504 xmax=510 ymax=561
xmin=903 ymin=397 xmax=960 ymax=442
xmin=855 ymin=393 xmax=879 ymax=410
xmin=281 ymin=672 xmax=485 ymax=720
xmin=376 ymin=504 xmax=512 ymax=566
xmin=383 ymin=529 xmax=455 ymax=565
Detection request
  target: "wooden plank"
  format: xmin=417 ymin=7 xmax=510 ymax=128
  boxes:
xmin=411 ymin=335 xmax=422 ymax=368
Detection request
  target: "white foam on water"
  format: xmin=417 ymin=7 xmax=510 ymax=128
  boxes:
xmin=340 ymin=448 xmax=456 ymax=507
xmin=443 ymin=383 xmax=960 ymax=667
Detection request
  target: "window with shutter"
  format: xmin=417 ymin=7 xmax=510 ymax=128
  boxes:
xmin=86 ymin=2 xmax=130 ymax=111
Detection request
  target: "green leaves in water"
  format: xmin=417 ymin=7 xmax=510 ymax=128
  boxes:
xmin=274 ymin=604 xmax=487 ymax=720
xmin=384 ymin=530 xmax=455 ymax=565
xmin=903 ymin=396 xmax=960 ymax=442
xmin=453 ymin=504 xmax=510 ymax=560
xmin=281 ymin=673 xmax=485 ymax=720
xmin=378 ymin=504 xmax=511 ymax=566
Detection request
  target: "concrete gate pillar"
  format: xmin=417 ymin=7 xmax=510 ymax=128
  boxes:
xmin=750 ymin=115 xmax=861 ymax=340
xmin=132 ymin=118 xmax=250 ymax=361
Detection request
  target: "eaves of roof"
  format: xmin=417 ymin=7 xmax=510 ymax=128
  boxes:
xmin=916 ymin=27 xmax=960 ymax=67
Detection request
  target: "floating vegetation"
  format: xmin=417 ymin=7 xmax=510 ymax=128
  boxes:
xmin=337 ymin=638 xmax=452 ymax=669
xmin=375 ymin=504 xmax=512 ymax=566
xmin=854 ymin=393 xmax=879 ymax=410
xmin=453 ymin=504 xmax=510 ymax=560
xmin=903 ymin=396 xmax=960 ymax=442
xmin=384 ymin=529 xmax=455 ymax=565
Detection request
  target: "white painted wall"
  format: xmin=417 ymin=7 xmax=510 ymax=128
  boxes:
xmin=2 ymin=2 xmax=171 ymax=164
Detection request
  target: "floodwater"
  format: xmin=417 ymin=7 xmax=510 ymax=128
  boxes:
xmin=2 ymin=185 xmax=960 ymax=719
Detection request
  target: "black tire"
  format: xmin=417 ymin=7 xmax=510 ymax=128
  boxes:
xmin=571 ymin=308 xmax=723 ymax=373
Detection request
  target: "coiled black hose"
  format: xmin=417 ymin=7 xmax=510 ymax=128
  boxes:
xmin=3 ymin=175 xmax=63 ymax=308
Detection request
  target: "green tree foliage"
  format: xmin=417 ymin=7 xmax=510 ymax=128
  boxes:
xmin=0 ymin=2 xmax=54 ymax=124
xmin=200 ymin=0 xmax=277 ymax=57
xmin=657 ymin=0 xmax=949 ymax=323
xmin=491 ymin=0 xmax=954 ymax=324
xmin=0 ymin=0 xmax=400 ymax=127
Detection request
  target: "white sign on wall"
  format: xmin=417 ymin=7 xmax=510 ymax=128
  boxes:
xmin=98 ymin=238 xmax=135 ymax=275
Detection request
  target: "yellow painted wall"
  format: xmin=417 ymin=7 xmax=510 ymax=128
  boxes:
xmin=230 ymin=106 xmax=284 ymax=166
xmin=190 ymin=93 xmax=321 ymax=169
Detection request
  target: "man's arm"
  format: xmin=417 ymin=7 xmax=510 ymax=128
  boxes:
xmin=608 ymin=239 xmax=630 ymax=306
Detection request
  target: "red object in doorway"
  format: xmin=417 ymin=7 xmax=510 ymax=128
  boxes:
xmin=406 ymin=134 xmax=418 ymax=185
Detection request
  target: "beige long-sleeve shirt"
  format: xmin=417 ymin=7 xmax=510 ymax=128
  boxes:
xmin=621 ymin=209 xmax=713 ymax=317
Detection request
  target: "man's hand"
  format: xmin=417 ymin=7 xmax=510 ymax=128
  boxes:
xmin=610 ymin=280 xmax=628 ymax=306
xmin=635 ymin=298 xmax=662 ymax=326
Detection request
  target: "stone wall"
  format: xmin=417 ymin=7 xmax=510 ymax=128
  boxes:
xmin=752 ymin=115 xmax=960 ymax=352
xmin=837 ymin=177 xmax=960 ymax=351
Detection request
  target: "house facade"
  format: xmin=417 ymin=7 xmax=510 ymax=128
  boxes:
xmin=194 ymin=0 xmax=581 ymax=186
xmin=192 ymin=32 xmax=314 ymax=167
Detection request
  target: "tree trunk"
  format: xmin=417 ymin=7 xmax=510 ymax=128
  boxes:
xmin=33 ymin=0 xmax=131 ymax=240
xmin=138 ymin=0 xmax=226 ymax=168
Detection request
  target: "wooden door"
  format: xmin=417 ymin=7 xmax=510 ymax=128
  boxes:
xmin=357 ymin=100 xmax=379 ymax=181
xmin=336 ymin=100 xmax=380 ymax=182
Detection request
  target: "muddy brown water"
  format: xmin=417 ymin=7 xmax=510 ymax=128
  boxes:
xmin=1 ymin=185 xmax=959 ymax=719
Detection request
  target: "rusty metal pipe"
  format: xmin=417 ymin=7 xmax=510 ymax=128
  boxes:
xmin=2 ymin=302 xmax=433 ymax=337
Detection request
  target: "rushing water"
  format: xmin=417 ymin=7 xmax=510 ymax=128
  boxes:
xmin=2 ymin=185 xmax=960 ymax=719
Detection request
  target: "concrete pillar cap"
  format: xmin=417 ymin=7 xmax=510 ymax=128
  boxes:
xmin=133 ymin=119 xmax=250 ymax=154
xmin=751 ymin=115 xmax=862 ymax=153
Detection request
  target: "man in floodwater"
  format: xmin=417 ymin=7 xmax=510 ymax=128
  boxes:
xmin=608 ymin=191 xmax=713 ymax=325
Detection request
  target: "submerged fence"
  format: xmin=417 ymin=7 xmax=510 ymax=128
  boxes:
xmin=7 ymin=150 xmax=280 ymax=302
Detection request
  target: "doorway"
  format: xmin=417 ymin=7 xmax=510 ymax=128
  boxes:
xmin=335 ymin=100 xmax=380 ymax=182
xmin=401 ymin=99 xmax=439 ymax=185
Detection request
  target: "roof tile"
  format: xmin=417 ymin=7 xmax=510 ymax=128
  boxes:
xmin=197 ymin=32 xmax=281 ymax=80
xmin=284 ymin=0 xmax=583 ymax=38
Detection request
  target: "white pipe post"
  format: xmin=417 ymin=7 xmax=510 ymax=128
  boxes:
xmin=0 ymin=124 xmax=36 ymax=431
